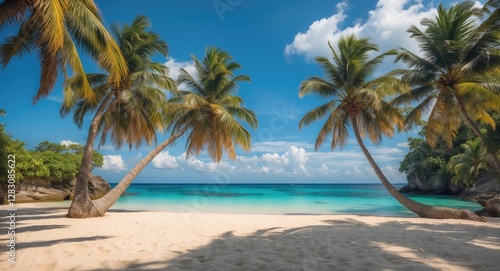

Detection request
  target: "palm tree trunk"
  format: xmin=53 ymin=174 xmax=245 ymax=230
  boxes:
xmin=454 ymin=94 xmax=500 ymax=176
xmin=83 ymin=128 xmax=187 ymax=217
xmin=67 ymin=92 xmax=115 ymax=218
xmin=350 ymin=114 xmax=486 ymax=222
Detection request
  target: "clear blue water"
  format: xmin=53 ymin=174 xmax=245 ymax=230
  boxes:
xmin=111 ymin=183 xmax=482 ymax=217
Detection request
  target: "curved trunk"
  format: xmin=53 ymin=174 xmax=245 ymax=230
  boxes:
xmin=350 ymin=114 xmax=486 ymax=222
xmin=67 ymin=92 xmax=115 ymax=218
xmin=454 ymin=94 xmax=500 ymax=176
xmin=76 ymin=128 xmax=187 ymax=218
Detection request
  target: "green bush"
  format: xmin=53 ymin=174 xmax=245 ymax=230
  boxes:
xmin=0 ymin=124 xmax=103 ymax=185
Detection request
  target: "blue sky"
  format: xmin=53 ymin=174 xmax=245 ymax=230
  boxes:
xmin=0 ymin=0 xmax=479 ymax=184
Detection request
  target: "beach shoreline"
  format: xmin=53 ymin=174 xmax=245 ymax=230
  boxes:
xmin=1 ymin=203 xmax=499 ymax=271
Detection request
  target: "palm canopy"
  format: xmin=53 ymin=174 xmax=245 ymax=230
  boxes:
xmin=61 ymin=15 xmax=176 ymax=149
xmin=168 ymin=47 xmax=258 ymax=162
xmin=447 ymin=139 xmax=489 ymax=186
xmin=298 ymin=35 xmax=486 ymax=221
xmin=0 ymin=0 xmax=128 ymax=104
xmin=299 ymin=35 xmax=406 ymax=150
xmin=392 ymin=1 xmax=500 ymax=148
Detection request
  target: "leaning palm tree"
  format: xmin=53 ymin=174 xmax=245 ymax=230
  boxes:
xmin=392 ymin=1 xmax=500 ymax=175
xmin=69 ymin=47 xmax=257 ymax=217
xmin=0 ymin=0 xmax=128 ymax=104
xmin=483 ymin=0 xmax=500 ymax=15
xmin=448 ymin=139 xmax=490 ymax=187
xmin=64 ymin=16 xmax=176 ymax=218
xmin=299 ymin=35 xmax=485 ymax=221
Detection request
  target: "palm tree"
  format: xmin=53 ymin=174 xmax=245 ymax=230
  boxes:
xmin=64 ymin=16 xmax=176 ymax=218
xmin=392 ymin=1 xmax=500 ymax=175
xmin=0 ymin=0 xmax=128 ymax=104
xmin=299 ymin=35 xmax=485 ymax=221
xmin=68 ymin=47 xmax=257 ymax=217
xmin=483 ymin=0 xmax=500 ymax=15
xmin=448 ymin=139 xmax=490 ymax=186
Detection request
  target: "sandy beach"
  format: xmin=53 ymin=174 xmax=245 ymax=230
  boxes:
xmin=1 ymin=203 xmax=500 ymax=271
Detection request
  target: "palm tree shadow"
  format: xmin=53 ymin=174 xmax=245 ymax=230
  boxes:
xmin=85 ymin=217 xmax=500 ymax=271
xmin=17 ymin=236 xmax=113 ymax=250
xmin=0 ymin=207 xmax=70 ymax=243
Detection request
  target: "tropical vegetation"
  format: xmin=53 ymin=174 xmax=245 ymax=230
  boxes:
xmin=63 ymin=15 xmax=177 ymax=217
xmin=0 ymin=0 xmax=128 ymax=104
xmin=400 ymin=114 xmax=500 ymax=191
xmin=392 ymin=1 xmax=500 ymax=175
xmin=298 ymin=35 xmax=485 ymax=221
xmin=1 ymin=0 xmax=499 ymax=221
xmin=67 ymin=46 xmax=257 ymax=217
xmin=448 ymin=139 xmax=490 ymax=186
xmin=0 ymin=120 xmax=103 ymax=185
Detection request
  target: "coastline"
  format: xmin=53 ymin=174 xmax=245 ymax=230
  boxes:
xmin=1 ymin=203 xmax=500 ymax=271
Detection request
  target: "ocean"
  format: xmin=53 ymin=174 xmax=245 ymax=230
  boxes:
xmin=111 ymin=183 xmax=482 ymax=217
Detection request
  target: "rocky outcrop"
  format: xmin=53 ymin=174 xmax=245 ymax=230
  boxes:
xmin=459 ymin=173 xmax=500 ymax=202
xmin=400 ymin=173 xmax=499 ymax=198
xmin=2 ymin=174 xmax=111 ymax=204
xmin=67 ymin=175 xmax=111 ymax=200
xmin=459 ymin=173 xmax=500 ymax=216
xmin=15 ymin=179 xmax=73 ymax=202
xmin=398 ymin=175 xmax=454 ymax=194
xmin=400 ymin=172 xmax=500 ymax=217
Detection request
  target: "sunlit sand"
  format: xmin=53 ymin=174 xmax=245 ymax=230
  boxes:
xmin=2 ymin=203 xmax=499 ymax=271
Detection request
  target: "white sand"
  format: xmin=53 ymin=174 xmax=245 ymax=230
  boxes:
xmin=1 ymin=203 xmax=500 ymax=271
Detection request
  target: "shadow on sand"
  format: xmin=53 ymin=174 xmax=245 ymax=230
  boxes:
xmin=86 ymin=217 xmax=498 ymax=271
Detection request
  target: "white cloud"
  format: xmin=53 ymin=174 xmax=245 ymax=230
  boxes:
xmin=164 ymin=57 xmax=197 ymax=81
xmin=285 ymin=0 xmax=437 ymax=65
xmin=251 ymin=141 xmax=314 ymax=153
xmin=285 ymin=1 xmax=351 ymax=61
xmin=397 ymin=142 xmax=409 ymax=148
xmin=152 ymin=151 xmax=179 ymax=169
xmin=150 ymin=144 xmax=405 ymax=182
xmin=152 ymin=151 xmax=235 ymax=173
xmin=60 ymin=140 xmax=80 ymax=147
xmin=102 ymin=155 xmax=127 ymax=171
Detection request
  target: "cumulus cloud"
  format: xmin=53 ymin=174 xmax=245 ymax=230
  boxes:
xmin=102 ymin=155 xmax=127 ymax=171
xmin=164 ymin=57 xmax=197 ymax=81
xmin=152 ymin=151 xmax=235 ymax=173
xmin=251 ymin=141 xmax=314 ymax=153
xmin=60 ymin=140 xmax=80 ymax=147
xmin=152 ymin=151 xmax=180 ymax=169
xmin=285 ymin=0 xmax=438 ymax=64
xmin=397 ymin=142 xmax=409 ymax=148
xmin=285 ymin=1 xmax=352 ymax=61
xmin=150 ymin=144 xmax=405 ymax=182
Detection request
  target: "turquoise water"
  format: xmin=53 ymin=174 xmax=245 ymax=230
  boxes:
xmin=112 ymin=184 xmax=482 ymax=217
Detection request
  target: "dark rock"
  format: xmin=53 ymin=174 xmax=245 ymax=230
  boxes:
xmin=485 ymin=198 xmax=500 ymax=217
xmin=399 ymin=175 xmax=451 ymax=194
xmin=475 ymin=207 xmax=496 ymax=217
xmin=3 ymin=174 xmax=110 ymax=204
xmin=15 ymin=178 xmax=72 ymax=203
xmin=449 ymin=182 xmax=466 ymax=195
xmin=460 ymin=173 xmax=500 ymax=202
xmin=88 ymin=175 xmax=111 ymax=200
xmin=399 ymin=184 xmax=415 ymax=193
xmin=475 ymin=198 xmax=500 ymax=217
